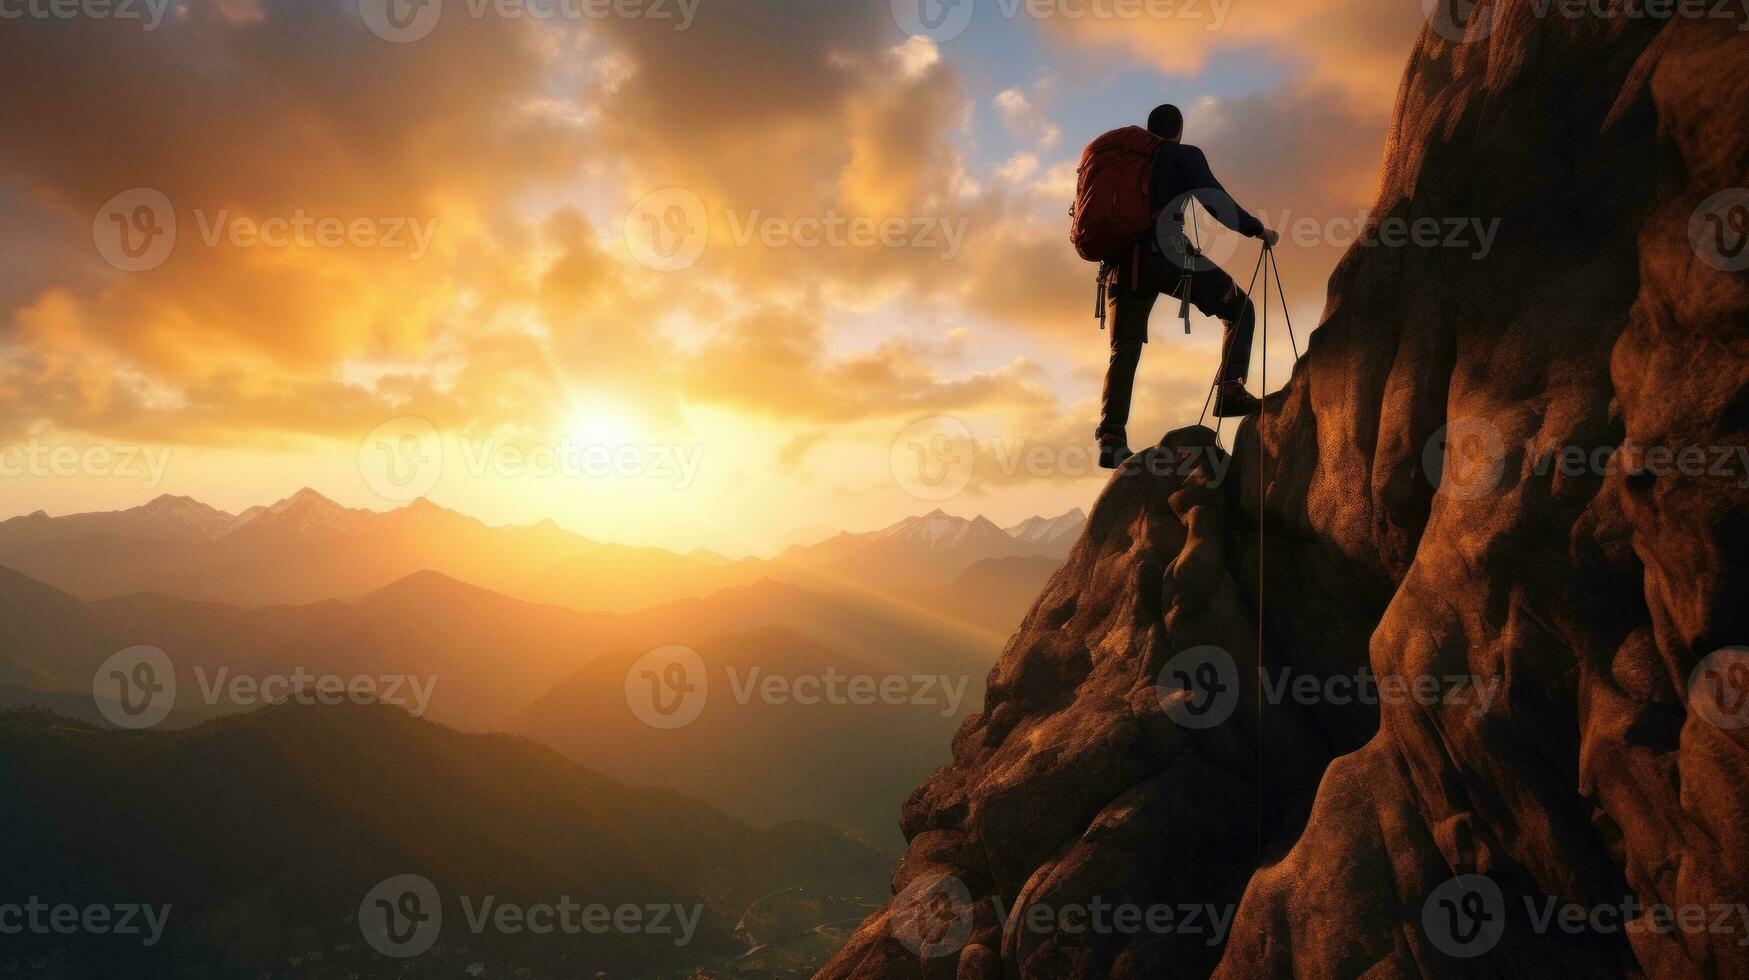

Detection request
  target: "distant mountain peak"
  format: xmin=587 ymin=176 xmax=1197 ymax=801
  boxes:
xmin=1003 ymin=508 xmax=1088 ymax=555
xmin=223 ymin=487 xmax=362 ymax=537
xmin=282 ymin=486 xmax=335 ymax=507
xmin=874 ymin=510 xmax=1011 ymax=552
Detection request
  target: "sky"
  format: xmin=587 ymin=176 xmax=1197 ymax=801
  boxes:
xmin=0 ymin=0 xmax=1429 ymax=556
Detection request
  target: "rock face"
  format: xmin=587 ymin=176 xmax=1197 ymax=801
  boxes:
xmin=819 ymin=7 xmax=1749 ymax=979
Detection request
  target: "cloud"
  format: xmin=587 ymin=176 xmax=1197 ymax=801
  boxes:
xmin=995 ymin=86 xmax=1063 ymax=149
xmin=1040 ymin=0 xmax=1427 ymax=112
xmin=679 ymin=306 xmax=1056 ymax=425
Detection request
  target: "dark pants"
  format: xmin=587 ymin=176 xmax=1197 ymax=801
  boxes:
xmin=1097 ymin=241 xmax=1255 ymax=441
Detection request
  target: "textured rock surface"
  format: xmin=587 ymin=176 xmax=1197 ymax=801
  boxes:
xmin=818 ymin=6 xmax=1749 ymax=979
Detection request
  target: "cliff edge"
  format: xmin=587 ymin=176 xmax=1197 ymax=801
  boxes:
xmin=819 ymin=5 xmax=1749 ymax=978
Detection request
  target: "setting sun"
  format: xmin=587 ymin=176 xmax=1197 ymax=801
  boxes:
xmin=566 ymin=406 xmax=641 ymax=448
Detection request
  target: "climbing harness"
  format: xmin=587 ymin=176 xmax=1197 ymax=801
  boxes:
xmin=1176 ymin=199 xmax=1202 ymax=335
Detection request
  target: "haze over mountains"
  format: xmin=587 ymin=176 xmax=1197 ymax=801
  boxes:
xmin=0 ymin=704 xmax=891 ymax=977
xmin=0 ymin=483 xmax=1051 ymax=972
xmin=0 ymin=491 xmax=1083 ymax=847
xmin=0 ymin=490 xmax=1083 ymax=616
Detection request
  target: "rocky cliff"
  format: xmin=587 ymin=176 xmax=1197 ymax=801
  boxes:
xmin=819 ymin=5 xmax=1749 ymax=978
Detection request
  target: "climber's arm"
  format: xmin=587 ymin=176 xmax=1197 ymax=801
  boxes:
xmin=1185 ymin=146 xmax=1271 ymax=242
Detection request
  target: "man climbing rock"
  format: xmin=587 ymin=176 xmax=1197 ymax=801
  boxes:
xmin=1090 ymin=104 xmax=1279 ymax=469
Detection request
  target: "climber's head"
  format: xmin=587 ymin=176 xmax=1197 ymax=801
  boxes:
xmin=1147 ymin=104 xmax=1184 ymax=142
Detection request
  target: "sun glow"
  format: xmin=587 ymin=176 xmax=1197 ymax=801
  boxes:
xmin=567 ymin=407 xmax=640 ymax=448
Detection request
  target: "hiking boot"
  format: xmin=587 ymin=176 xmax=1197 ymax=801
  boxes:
xmin=1212 ymin=382 xmax=1261 ymax=418
xmin=1097 ymin=434 xmax=1133 ymax=470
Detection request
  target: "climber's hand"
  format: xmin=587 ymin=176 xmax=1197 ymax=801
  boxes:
xmin=1261 ymin=228 xmax=1281 ymax=249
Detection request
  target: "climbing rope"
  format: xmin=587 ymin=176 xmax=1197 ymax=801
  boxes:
xmin=1256 ymin=242 xmax=1268 ymax=861
xmin=1184 ymin=239 xmax=1296 ymax=860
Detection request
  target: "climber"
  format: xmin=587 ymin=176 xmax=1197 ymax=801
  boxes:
xmin=1093 ymin=104 xmax=1280 ymax=469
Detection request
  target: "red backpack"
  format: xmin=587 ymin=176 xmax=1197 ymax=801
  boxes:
xmin=1070 ymin=126 xmax=1164 ymax=262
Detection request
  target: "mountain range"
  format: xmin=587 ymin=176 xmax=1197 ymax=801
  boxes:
xmin=0 ymin=491 xmax=1084 ymax=621
xmin=0 ymin=703 xmax=892 ymax=978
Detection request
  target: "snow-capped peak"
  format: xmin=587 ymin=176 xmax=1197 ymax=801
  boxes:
xmin=223 ymin=488 xmax=363 ymax=536
xmin=1005 ymin=508 xmax=1087 ymax=544
xmin=877 ymin=510 xmax=1011 ymax=549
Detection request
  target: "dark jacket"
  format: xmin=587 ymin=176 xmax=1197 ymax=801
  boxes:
xmin=1151 ymin=142 xmax=1265 ymax=239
